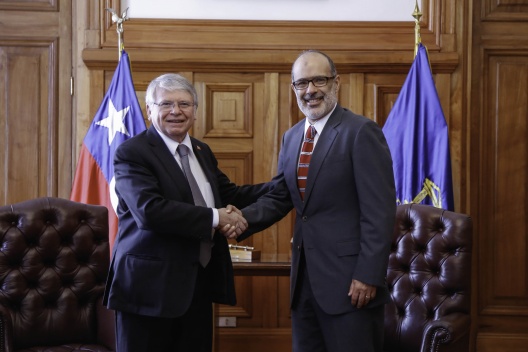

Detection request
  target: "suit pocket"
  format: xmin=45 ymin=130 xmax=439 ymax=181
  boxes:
xmin=336 ymin=239 xmax=360 ymax=257
xmin=122 ymin=254 xmax=164 ymax=308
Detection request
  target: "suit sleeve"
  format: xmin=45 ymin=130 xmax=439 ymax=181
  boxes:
xmin=193 ymin=141 xmax=272 ymax=208
xmin=352 ymin=120 xmax=396 ymax=287
xmin=238 ymin=133 xmax=294 ymax=241
xmin=114 ymin=141 xmax=213 ymax=240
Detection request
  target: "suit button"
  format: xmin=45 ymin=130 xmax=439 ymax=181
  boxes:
xmin=302 ymin=216 xmax=308 ymax=221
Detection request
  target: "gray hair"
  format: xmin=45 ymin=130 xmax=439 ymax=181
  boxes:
xmin=145 ymin=73 xmax=198 ymax=108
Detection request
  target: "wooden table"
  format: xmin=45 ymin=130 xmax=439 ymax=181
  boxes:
xmin=232 ymin=253 xmax=291 ymax=276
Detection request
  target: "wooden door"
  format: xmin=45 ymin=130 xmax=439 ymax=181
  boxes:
xmin=0 ymin=0 xmax=72 ymax=204
xmin=191 ymin=71 xmax=295 ymax=351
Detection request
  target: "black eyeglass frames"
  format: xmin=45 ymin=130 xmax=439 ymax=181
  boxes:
xmin=291 ymin=76 xmax=336 ymax=90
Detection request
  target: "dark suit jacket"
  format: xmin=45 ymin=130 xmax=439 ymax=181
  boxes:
xmin=240 ymin=105 xmax=396 ymax=315
xmin=103 ymin=126 xmax=269 ymax=318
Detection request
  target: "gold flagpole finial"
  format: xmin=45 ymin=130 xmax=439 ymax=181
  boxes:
xmin=106 ymin=8 xmax=129 ymax=61
xmin=412 ymin=1 xmax=422 ymax=58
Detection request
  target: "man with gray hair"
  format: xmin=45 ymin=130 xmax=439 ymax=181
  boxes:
xmin=103 ymin=73 xmax=269 ymax=352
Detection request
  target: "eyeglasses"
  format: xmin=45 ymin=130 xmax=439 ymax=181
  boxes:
xmin=152 ymin=101 xmax=195 ymax=111
xmin=291 ymin=76 xmax=336 ymax=90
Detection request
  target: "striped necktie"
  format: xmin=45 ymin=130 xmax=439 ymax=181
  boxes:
xmin=297 ymin=125 xmax=316 ymax=200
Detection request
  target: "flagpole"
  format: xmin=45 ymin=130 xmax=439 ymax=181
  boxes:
xmin=412 ymin=1 xmax=422 ymax=58
xmin=106 ymin=8 xmax=129 ymax=60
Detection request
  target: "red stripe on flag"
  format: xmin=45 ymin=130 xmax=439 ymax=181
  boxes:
xmin=70 ymin=144 xmax=119 ymax=250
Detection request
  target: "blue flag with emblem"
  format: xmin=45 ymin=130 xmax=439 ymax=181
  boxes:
xmin=382 ymin=43 xmax=454 ymax=210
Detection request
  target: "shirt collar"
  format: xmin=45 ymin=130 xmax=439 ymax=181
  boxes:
xmin=304 ymin=103 xmax=336 ymax=135
xmin=155 ymin=129 xmax=193 ymax=156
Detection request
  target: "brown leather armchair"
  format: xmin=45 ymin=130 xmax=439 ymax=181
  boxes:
xmin=384 ymin=203 xmax=472 ymax=352
xmin=0 ymin=197 xmax=115 ymax=352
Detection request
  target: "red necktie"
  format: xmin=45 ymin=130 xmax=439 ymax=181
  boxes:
xmin=297 ymin=125 xmax=316 ymax=200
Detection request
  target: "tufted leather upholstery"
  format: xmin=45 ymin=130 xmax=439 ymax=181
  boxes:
xmin=0 ymin=197 xmax=115 ymax=352
xmin=383 ymin=203 xmax=472 ymax=352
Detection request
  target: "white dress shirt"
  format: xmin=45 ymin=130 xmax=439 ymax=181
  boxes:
xmin=156 ymin=130 xmax=219 ymax=228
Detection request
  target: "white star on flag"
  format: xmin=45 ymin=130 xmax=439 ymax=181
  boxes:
xmin=71 ymin=50 xmax=147 ymax=252
xmin=96 ymin=99 xmax=131 ymax=145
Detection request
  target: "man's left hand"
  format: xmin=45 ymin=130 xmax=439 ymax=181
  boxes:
xmin=348 ymin=279 xmax=377 ymax=308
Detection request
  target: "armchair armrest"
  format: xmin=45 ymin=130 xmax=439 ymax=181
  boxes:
xmin=96 ymin=297 xmax=116 ymax=350
xmin=0 ymin=305 xmax=14 ymax=352
xmin=420 ymin=313 xmax=470 ymax=352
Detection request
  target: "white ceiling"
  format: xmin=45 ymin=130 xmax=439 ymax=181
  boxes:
xmin=121 ymin=0 xmax=419 ymax=21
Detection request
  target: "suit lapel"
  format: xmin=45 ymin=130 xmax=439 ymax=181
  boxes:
xmin=303 ymin=106 xmax=343 ymax=204
xmin=286 ymin=123 xmax=305 ymax=204
xmin=190 ymin=139 xmax=223 ymax=207
xmin=146 ymin=126 xmax=189 ymax=193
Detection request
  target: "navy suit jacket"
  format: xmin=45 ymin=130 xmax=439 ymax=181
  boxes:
xmin=240 ymin=105 xmax=396 ymax=315
xmin=103 ymin=126 xmax=269 ymax=318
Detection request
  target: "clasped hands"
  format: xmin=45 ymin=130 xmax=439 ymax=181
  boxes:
xmin=217 ymin=205 xmax=246 ymax=239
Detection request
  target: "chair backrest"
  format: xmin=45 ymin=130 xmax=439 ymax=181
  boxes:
xmin=384 ymin=203 xmax=472 ymax=352
xmin=0 ymin=197 xmax=109 ymax=350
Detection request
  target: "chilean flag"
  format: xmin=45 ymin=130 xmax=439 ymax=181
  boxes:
xmin=70 ymin=50 xmax=146 ymax=251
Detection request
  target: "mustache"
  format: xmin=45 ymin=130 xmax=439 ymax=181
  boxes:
xmin=302 ymin=92 xmax=325 ymax=100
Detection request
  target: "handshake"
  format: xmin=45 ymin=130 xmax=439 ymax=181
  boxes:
xmin=217 ymin=205 xmax=247 ymax=240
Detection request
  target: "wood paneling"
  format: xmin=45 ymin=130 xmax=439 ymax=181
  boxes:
xmin=482 ymin=0 xmax=528 ymax=21
xmin=477 ymin=51 xmax=528 ymax=318
xmin=477 ymin=333 xmax=528 ymax=352
xmin=471 ymin=0 xmax=528 ymax=349
xmin=73 ymin=1 xmax=466 ymax=351
xmin=216 ymin=328 xmax=291 ymax=352
xmin=193 ymin=71 xmax=292 ymax=348
xmin=202 ymin=82 xmax=253 ymax=138
xmin=0 ymin=45 xmax=52 ymax=203
xmin=0 ymin=0 xmax=72 ymax=203
xmin=0 ymin=0 xmax=57 ymax=12
xmin=12 ymin=0 xmax=528 ymax=351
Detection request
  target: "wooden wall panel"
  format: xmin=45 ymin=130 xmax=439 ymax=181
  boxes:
xmin=0 ymin=0 xmax=57 ymax=12
xmin=471 ymin=0 xmax=528 ymax=349
xmin=482 ymin=0 xmax=528 ymax=21
xmin=193 ymin=72 xmax=293 ymax=346
xmin=217 ymin=328 xmax=291 ymax=352
xmin=11 ymin=0 xmax=528 ymax=350
xmin=203 ymin=83 xmax=253 ymax=138
xmin=98 ymin=0 xmax=441 ymax=54
xmin=363 ymin=73 xmax=407 ymax=125
xmin=477 ymin=333 xmax=528 ymax=352
xmin=0 ymin=44 xmax=56 ymax=204
xmin=479 ymin=53 xmax=528 ymax=315
xmin=3 ymin=0 xmax=497 ymax=351
xmin=72 ymin=1 xmax=469 ymax=351
xmin=0 ymin=0 xmax=72 ymax=203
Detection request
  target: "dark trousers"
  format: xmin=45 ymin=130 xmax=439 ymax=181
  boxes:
xmin=115 ymin=267 xmax=213 ymax=352
xmin=291 ymin=252 xmax=385 ymax=352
